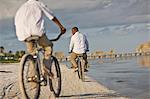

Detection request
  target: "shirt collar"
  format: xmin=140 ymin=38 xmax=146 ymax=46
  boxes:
xmin=74 ymin=31 xmax=79 ymax=35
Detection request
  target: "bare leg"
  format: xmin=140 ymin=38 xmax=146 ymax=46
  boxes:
xmin=25 ymin=41 xmax=36 ymax=78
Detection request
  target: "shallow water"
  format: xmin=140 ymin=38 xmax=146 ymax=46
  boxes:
xmin=87 ymin=56 xmax=150 ymax=99
xmin=64 ymin=56 xmax=150 ymax=99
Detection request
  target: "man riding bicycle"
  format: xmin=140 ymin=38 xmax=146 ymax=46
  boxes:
xmin=69 ymin=27 xmax=89 ymax=72
xmin=15 ymin=0 xmax=66 ymax=83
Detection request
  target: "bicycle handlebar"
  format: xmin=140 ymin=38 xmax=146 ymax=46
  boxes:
xmin=49 ymin=33 xmax=63 ymax=42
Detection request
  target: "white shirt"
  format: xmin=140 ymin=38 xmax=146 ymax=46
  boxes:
xmin=15 ymin=0 xmax=54 ymax=41
xmin=69 ymin=32 xmax=89 ymax=54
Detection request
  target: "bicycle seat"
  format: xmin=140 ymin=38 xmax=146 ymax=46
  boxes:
xmin=25 ymin=35 xmax=40 ymax=42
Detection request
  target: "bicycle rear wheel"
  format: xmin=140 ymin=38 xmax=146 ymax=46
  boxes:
xmin=77 ymin=58 xmax=82 ymax=79
xmin=77 ymin=58 xmax=85 ymax=81
xmin=48 ymin=56 xmax=61 ymax=97
xmin=19 ymin=54 xmax=40 ymax=99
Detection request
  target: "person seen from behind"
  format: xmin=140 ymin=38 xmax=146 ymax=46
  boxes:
xmin=69 ymin=27 xmax=89 ymax=72
xmin=14 ymin=0 xmax=66 ymax=84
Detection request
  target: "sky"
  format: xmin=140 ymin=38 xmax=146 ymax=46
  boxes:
xmin=0 ymin=0 xmax=150 ymax=54
xmin=0 ymin=0 xmax=150 ymax=28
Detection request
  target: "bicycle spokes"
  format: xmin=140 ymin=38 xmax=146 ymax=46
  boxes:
xmin=48 ymin=56 xmax=61 ymax=97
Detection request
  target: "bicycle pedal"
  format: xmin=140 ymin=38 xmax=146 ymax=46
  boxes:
xmin=40 ymin=76 xmax=44 ymax=81
xmin=33 ymin=55 xmax=37 ymax=58
xmin=40 ymin=80 xmax=47 ymax=86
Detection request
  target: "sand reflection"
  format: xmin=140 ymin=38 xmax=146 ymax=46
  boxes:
xmin=138 ymin=56 xmax=150 ymax=68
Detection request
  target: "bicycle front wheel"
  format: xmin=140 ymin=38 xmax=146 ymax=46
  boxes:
xmin=48 ymin=56 xmax=61 ymax=97
xmin=19 ymin=54 xmax=40 ymax=99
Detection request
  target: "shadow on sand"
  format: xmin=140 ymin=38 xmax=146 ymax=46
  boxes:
xmin=60 ymin=92 xmax=122 ymax=98
xmin=0 ymin=71 xmax=12 ymax=73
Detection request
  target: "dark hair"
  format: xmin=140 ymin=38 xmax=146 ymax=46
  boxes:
xmin=72 ymin=27 xmax=78 ymax=31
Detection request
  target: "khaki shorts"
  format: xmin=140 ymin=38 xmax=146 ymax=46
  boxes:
xmin=25 ymin=34 xmax=53 ymax=57
xmin=70 ymin=52 xmax=88 ymax=68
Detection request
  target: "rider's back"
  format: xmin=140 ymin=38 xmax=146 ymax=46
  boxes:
xmin=15 ymin=0 xmax=54 ymax=41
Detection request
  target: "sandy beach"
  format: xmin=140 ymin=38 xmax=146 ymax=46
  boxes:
xmin=0 ymin=63 xmax=128 ymax=99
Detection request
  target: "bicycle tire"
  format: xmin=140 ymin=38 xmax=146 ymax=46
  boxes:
xmin=48 ymin=56 xmax=61 ymax=97
xmin=19 ymin=54 xmax=40 ymax=99
xmin=77 ymin=58 xmax=82 ymax=79
xmin=77 ymin=58 xmax=85 ymax=81
xmin=80 ymin=58 xmax=85 ymax=81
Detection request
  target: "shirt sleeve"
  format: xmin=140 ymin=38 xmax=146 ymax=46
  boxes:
xmin=69 ymin=36 xmax=74 ymax=52
xmin=39 ymin=2 xmax=55 ymax=20
xmin=84 ymin=35 xmax=89 ymax=51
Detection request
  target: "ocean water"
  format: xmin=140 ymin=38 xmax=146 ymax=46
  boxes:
xmin=64 ymin=56 xmax=150 ymax=99
xmin=0 ymin=20 xmax=150 ymax=55
xmin=87 ymin=56 xmax=150 ymax=99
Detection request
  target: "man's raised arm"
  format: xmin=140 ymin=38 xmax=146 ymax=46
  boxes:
xmin=52 ymin=17 xmax=66 ymax=34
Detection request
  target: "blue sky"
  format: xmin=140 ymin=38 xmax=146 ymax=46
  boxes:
xmin=0 ymin=0 xmax=150 ymax=54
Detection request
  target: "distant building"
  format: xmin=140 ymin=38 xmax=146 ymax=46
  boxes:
xmin=92 ymin=49 xmax=115 ymax=56
xmin=136 ymin=41 xmax=150 ymax=53
xmin=91 ymin=51 xmax=104 ymax=56
xmin=105 ymin=49 xmax=115 ymax=55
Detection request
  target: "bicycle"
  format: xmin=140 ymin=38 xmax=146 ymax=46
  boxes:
xmin=76 ymin=54 xmax=86 ymax=81
xmin=19 ymin=33 xmax=63 ymax=99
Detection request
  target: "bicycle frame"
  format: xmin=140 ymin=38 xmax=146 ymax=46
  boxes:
xmin=31 ymin=40 xmax=45 ymax=81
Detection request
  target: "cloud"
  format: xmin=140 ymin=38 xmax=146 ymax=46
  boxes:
xmin=0 ymin=0 xmax=149 ymax=28
xmin=0 ymin=0 xmax=25 ymax=19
